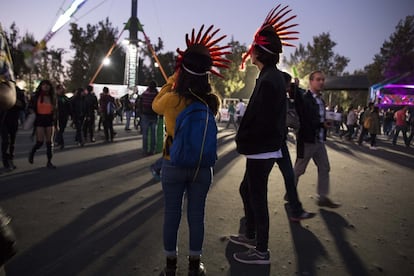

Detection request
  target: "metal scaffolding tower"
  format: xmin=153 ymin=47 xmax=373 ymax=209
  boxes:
xmin=124 ymin=0 xmax=139 ymax=89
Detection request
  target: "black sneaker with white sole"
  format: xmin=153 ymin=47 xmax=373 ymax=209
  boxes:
xmin=233 ymin=248 xmax=270 ymax=264
xmin=228 ymin=234 xmax=256 ymax=249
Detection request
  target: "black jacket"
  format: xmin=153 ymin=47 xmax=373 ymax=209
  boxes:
xmin=294 ymin=88 xmax=327 ymax=157
xmin=57 ymin=94 xmax=71 ymax=120
xmin=236 ymin=65 xmax=286 ymax=155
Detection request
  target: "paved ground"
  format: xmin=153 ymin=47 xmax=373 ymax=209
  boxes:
xmin=0 ymin=123 xmax=413 ymax=276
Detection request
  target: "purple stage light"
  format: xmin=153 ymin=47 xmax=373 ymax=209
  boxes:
xmin=383 ymin=84 xmax=414 ymax=89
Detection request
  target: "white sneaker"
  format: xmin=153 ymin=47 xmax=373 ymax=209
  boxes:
xmin=369 ymin=146 xmax=377 ymax=150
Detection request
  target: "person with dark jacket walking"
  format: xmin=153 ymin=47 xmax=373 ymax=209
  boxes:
xmin=99 ymin=87 xmax=115 ymax=143
xmin=367 ymin=106 xmax=381 ymax=150
xmin=293 ymin=71 xmax=340 ymax=208
xmin=139 ymin=81 xmax=158 ymax=155
xmin=82 ymin=85 xmax=98 ymax=142
xmin=70 ymin=88 xmax=86 ymax=146
xmin=54 ymin=84 xmax=71 ymax=149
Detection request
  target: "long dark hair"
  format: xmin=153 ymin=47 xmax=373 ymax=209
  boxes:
xmin=175 ymin=50 xmax=220 ymax=115
xmin=35 ymin=79 xmax=55 ymax=103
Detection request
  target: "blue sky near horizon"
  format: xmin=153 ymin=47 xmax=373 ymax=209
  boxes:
xmin=1 ymin=0 xmax=412 ymax=73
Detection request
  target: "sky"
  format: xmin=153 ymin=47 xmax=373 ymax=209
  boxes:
xmin=1 ymin=0 xmax=413 ymax=74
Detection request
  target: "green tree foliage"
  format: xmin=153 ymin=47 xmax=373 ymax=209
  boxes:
xmin=365 ymin=15 xmax=414 ymax=84
xmin=67 ymin=18 xmax=125 ymax=91
xmin=137 ymin=37 xmax=175 ymax=86
xmin=3 ymin=23 xmax=66 ymax=91
xmin=209 ymin=39 xmax=247 ymax=98
xmin=234 ymin=63 xmax=259 ymax=99
xmin=283 ymin=32 xmax=349 ymax=78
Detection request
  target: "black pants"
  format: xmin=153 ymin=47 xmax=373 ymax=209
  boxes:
xmin=239 ymin=158 xmax=275 ymax=252
xmin=74 ymin=116 xmax=85 ymax=144
xmin=358 ymin=127 xmax=369 ymax=145
xmin=82 ymin=115 xmax=95 ymax=140
xmin=1 ymin=119 xmax=18 ymax=167
xmin=276 ymin=142 xmax=303 ymax=216
xmin=103 ymin=114 xmax=114 ymax=141
xmin=55 ymin=116 xmax=68 ymax=146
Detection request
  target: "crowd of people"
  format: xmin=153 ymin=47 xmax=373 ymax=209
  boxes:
xmin=332 ymin=102 xmax=414 ymax=149
xmin=1 ymin=6 xmax=414 ymax=276
xmin=0 ymin=81 xmax=163 ymax=171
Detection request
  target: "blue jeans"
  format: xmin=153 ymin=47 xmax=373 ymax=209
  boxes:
xmin=141 ymin=114 xmax=157 ymax=154
xmin=161 ymin=159 xmax=212 ymax=256
xmin=124 ymin=110 xmax=133 ymax=129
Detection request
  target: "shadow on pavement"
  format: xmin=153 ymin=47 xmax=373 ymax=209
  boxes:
xmin=320 ymin=209 xmax=370 ymax=276
xmin=325 ymin=137 xmax=414 ymax=170
xmin=0 ymin=149 xmax=143 ymax=200
xmin=224 ymin=217 xmax=271 ymax=276
xmin=6 ymin=178 xmax=162 ymax=276
xmin=284 ymin=204 xmax=328 ymax=276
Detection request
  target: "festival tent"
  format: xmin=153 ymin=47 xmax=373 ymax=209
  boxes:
xmin=370 ymin=71 xmax=414 ymax=107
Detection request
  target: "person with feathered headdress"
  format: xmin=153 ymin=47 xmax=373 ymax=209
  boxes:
xmin=228 ymin=4 xmax=307 ymax=265
xmin=152 ymin=24 xmax=230 ymax=276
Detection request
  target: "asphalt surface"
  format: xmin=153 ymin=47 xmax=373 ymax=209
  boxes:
xmin=1 ymin=122 xmax=413 ymax=276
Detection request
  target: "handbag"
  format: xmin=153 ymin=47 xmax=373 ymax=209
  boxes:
xmin=0 ymin=207 xmax=17 ymax=266
xmin=363 ymin=116 xmax=372 ymax=129
xmin=23 ymin=112 xmax=36 ymax=130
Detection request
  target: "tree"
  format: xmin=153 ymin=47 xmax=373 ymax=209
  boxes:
xmin=209 ymin=39 xmax=248 ymax=98
xmin=283 ymin=32 xmax=350 ymax=78
xmin=137 ymin=37 xmax=175 ymax=86
xmin=365 ymin=15 xmax=414 ymax=84
xmin=3 ymin=23 xmax=66 ymax=91
xmin=67 ymin=18 xmax=125 ymax=91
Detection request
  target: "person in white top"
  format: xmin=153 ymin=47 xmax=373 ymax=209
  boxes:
xmin=235 ymin=98 xmax=246 ymax=125
xmin=340 ymin=106 xmax=358 ymax=140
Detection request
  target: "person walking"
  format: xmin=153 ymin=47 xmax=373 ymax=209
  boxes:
xmin=122 ymin=93 xmax=133 ymax=131
xmin=99 ymin=87 xmax=116 ymax=143
xmin=152 ymin=25 xmax=230 ymax=276
xmin=225 ymin=100 xmax=238 ymax=130
xmin=340 ymin=106 xmax=358 ymax=140
xmin=279 ymin=72 xmax=315 ymax=221
xmin=82 ymin=85 xmax=98 ymax=143
xmin=70 ymin=88 xmax=86 ymax=147
xmin=54 ymin=84 xmax=71 ymax=149
xmin=383 ymin=108 xmax=394 ymax=136
xmin=367 ymin=106 xmax=381 ymax=150
xmin=293 ymin=71 xmax=340 ymax=208
xmin=228 ymin=4 xmax=300 ymax=265
xmin=392 ymin=106 xmax=409 ymax=146
xmin=28 ymin=80 xmax=57 ymax=168
xmin=357 ymin=102 xmax=374 ymax=145
xmin=235 ymin=98 xmax=246 ymax=127
xmin=139 ymin=81 xmax=158 ymax=156
xmin=406 ymin=109 xmax=414 ymax=147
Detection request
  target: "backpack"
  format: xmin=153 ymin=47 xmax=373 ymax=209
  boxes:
xmin=106 ymin=101 xmax=116 ymax=115
xmin=170 ymin=101 xmax=217 ymax=168
xmin=363 ymin=114 xmax=372 ymax=129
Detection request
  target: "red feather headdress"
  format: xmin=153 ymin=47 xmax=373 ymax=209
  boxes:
xmin=241 ymin=4 xmax=299 ymax=69
xmin=176 ymin=25 xmax=231 ymax=78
